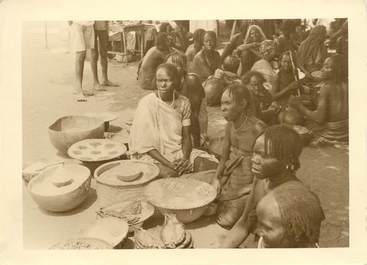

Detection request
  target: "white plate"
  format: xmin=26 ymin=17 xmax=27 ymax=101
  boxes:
xmin=67 ymin=139 xmax=127 ymax=162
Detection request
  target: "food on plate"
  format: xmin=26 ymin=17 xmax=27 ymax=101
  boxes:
xmin=116 ymin=171 xmax=143 ymax=182
xmin=97 ymin=200 xmax=143 ymax=225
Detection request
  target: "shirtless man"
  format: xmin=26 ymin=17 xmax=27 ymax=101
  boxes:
xmin=289 ymin=54 xmax=348 ymax=143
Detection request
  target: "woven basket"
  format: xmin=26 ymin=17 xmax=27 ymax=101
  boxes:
xmin=94 ymin=160 xmax=160 ymax=208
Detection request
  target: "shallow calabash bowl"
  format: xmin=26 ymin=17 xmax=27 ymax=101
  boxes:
xmin=48 ymin=115 xmax=105 ymax=154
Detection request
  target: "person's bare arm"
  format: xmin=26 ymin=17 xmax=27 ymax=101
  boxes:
xmin=147 ymin=149 xmax=176 ymax=170
xmin=272 ymin=80 xmax=301 ymax=101
xmin=221 ymin=34 xmax=241 ymax=62
xmin=214 ymin=125 xmax=231 ymax=182
xmin=220 ymin=179 xmax=259 ymax=248
xmin=290 ymin=83 xmax=329 ymax=124
xmin=182 ymin=125 xmax=192 ymax=160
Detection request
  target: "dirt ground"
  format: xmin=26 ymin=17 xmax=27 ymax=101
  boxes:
xmin=22 ymin=22 xmax=349 ymax=248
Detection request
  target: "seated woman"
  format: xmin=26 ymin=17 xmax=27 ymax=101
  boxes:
xmin=272 ymin=52 xmax=298 ymax=106
xmin=220 ymin=125 xmax=310 ymax=247
xmin=251 ymin=40 xmax=278 ymax=96
xmin=185 ymin=28 xmax=206 ymax=72
xmin=256 ymin=181 xmax=325 ymax=248
xmin=234 ymin=25 xmax=267 ymax=76
xmin=137 ymin=32 xmax=172 ymax=90
xmin=212 ymin=83 xmax=266 ymax=228
xmin=296 ymin=25 xmax=327 ymax=78
xmin=130 ymin=63 xmax=216 ymax=178
xmin=242 ymin=71 xmax=279 ymax=125
xmin=289 ymin=54 xmax=348 ymax=144
xmin=191 ymin=31 xmax=221 ymax=83
xmin=166 ymin=52 xmax=209 ymax=149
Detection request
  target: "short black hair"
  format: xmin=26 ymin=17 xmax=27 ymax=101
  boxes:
xmin=156 ymin=63 xmax=180 ymax=89
xmin=224 ymin=83 xmax=252 ymax=108
xmin=261 ymin=124 xmax=303 ymax=171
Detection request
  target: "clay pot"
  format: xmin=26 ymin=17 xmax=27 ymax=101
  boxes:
xmin=278 ymin=107 xmax=304 ymax=126
xmin=203 ymin=77 xmax=226 ymax=106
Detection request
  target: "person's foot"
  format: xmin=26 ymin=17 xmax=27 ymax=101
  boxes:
xmin=93 ymin=83 xmax=107 ymax=91
xmin=101 ymin=80 xmax=118 ymax=87
xmin=82 ymin=89 xmax=95 ymax=96
xmin=75 ymin=92 xmax=87 ymax=102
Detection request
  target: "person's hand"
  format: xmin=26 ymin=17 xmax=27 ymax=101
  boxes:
xmin=214 ymin=69 xmax=224 ymax=79
xmin=211 ymin=176 xmax=222 ymax=195
xmin=288 ymin=95 xmax=303 ymax=109
xmin=174 ymin=158 xmax=191 ymax=175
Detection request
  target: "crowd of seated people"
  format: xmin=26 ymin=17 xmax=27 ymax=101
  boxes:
xmin=131 ymin=18 xmax=348 ymax=248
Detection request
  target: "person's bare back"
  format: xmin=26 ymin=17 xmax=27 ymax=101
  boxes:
xmin=325 ymin=81 xmax=348 ymax=122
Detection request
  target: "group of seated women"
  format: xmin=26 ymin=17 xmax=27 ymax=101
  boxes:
xmin=130 ymin=19 xmax=348 ymax=248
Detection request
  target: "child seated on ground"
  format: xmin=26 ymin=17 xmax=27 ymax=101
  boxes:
xmin=219 ymin=124 xmax=314 ymax=247
xmin=256 ymin=180 xmax=325 ymax=248
xmin=211 ymin=83 xmax=266 ymax=228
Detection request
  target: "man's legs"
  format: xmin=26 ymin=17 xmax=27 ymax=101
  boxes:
xmin=90 ymin=47 xmax=105 ymax=91
xmin=74 ymin=51 xmax=86 ymax=93
xmin=97 ymin=30 xmax=117 ymax=86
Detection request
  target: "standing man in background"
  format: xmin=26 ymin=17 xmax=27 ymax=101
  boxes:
xmin=69 ymin=21 xmax=100 ymax=101
xmin=94 ymin=21 xmax=118 ymax=87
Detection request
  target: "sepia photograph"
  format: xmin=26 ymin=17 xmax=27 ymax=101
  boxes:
xmin=21 ymin=18 xmax=349 ymax=250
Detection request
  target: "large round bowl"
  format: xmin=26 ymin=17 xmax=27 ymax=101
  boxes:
xmin=144 ymin=178 xmax=217 ymax=224
xmin=94 ymin=160 xmax=160 ymax=208
xmin=48 ymin=115 xmax=105 ymax=154
xmin=27 ymin=164 xmax=91 ymax=212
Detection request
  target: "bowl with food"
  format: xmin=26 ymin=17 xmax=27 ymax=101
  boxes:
xmin=96 ymin=200 xmax=155 ymax=233
xmin=27 ymin=164 xmax=91 ymax=212
xmin=48 ymin=115 xmax=105 ymax=154
xmin=50 ymin=237 xmax=113 ymax=249
xmin=94 ymin=160 xmax=160 ymax=208
xmin=144 ymin=178 xmax=217 ymax=224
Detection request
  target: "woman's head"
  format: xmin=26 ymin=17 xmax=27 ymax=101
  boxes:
xmin=155 ymin=32 xmax=170 ymax=52
xmin=242 ymin=71 xmax=266 ymax=94
xmin=308 ymin=25 xmax=327 ymax=43
xmin=203 ymin=31 xmax=217 ymax=51
xmin=259 ymin=40 xmax=277 ymax=60
xmin=193 ymin=28 xmax=206 ymax=49
xmin=220 ymin=83 xmax=251 ymax=121
xmin=166 ymin=52 xmax=187 ymax=80
xmin=320 ymin=54 xmax=347 ymax=82
xmin=251 ymin=125 xmax=303 ymax=180
xmin=245 ymin=24 xmax=266 ymax=43
xmin=156 ymin=63 xmax=180 ymax=100
xmin=256 ymin=181 xmax=324 ymax=248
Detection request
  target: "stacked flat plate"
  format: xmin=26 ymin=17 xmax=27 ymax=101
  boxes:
xmin=67 ymin=139 xmax=127 ymax=162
